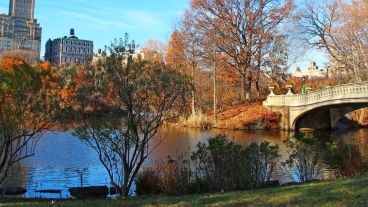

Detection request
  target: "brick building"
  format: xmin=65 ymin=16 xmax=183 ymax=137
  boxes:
xmin=45 ymin=28 xmax=93 ymax=65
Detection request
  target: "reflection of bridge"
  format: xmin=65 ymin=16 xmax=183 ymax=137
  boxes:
xmin=263 ymin=82 xmax=368 ymax=131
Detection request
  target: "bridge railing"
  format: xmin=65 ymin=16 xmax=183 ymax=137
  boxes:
xmin=263 ymin=82 xmax=368 ymax=107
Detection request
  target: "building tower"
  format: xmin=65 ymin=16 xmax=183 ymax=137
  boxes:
xmin=9 ymin=0 xmax=35 ymax=21
xmin=0 ymin=0 xmax=41 ymax=63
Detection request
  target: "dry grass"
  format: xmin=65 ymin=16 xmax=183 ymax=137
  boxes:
xmin=178 ymin=111 xmax=211 ymax=128
xmin=208 ymin=102 xmax=280 ymax=129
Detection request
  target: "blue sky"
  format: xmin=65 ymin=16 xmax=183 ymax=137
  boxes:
xmin=0 ymin=0 xmax=327 ymax=70
xmin=0 ymin=0 xmax=189 ymax=58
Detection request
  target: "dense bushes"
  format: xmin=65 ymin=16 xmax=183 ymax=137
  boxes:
xmin=136 ymin=155 xmax=192 ymax=195
xmin=136 ymin=135 xmax=280 ymax=195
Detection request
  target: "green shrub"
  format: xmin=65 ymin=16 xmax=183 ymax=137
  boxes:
xmin=137 ymin=135 xmax=281 ymax=195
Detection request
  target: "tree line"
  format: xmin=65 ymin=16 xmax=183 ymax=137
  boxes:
xmin=161 ymin=0 xmax=368 ymax=119
xmin=0 ymin=36 xmax=191 ymax=197
xmin=2 ymin=0 xmax=368 ymax=198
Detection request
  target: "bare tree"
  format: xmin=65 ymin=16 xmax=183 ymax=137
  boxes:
xmin=74 ymin=36 xmax=190 ymax=197
xmin=263 ymin=35 xmax=290 ymax=83
xmin=167 ymin=11 xmax=207 ymax=116
xmin=140 ymin=39 xmax=167 ymax=62
xmin=299 ymin=0 xmax=368 ymax=82
xmin=190 ymin=0 xmax=294 ymax=101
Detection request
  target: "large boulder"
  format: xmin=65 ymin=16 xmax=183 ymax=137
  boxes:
xmin=69 ymin=186 xmax=108 ymax=199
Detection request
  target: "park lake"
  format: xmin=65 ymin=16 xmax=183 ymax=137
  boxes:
xmin=5 ymin=126 xmax=368 ymax=199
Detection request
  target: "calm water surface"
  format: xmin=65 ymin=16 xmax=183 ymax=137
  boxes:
xmin=8 ymin=127 xmax=368 ymax=198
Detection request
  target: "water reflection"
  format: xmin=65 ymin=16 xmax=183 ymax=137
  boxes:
xmin=4 ymin=127 xmax=368 ymax=198
xmin=325 ymin=130 xmax=368 ymax=178
xmin=148 ymin=127 xmax=291 ymax=165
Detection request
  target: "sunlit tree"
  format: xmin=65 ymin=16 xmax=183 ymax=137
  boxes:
xmin=74 ymin=35 xmax=190 ymax=197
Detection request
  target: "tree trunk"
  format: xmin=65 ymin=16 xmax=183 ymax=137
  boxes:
xmin=191 ymin=62 xmax=196 ymax=116
xmin=122 ymin=186 xmax=129 ymax=197
xmin=191 ymin=89 xmax=196 ymax=116
xmin=244 ymin=68 xmax=252 ymax=101
xmin=213 ymin=58 xmax=217 ymax=125
xmin=255 ymin=80 xmax=260 ymax=99
xmin=122 ymin=168 xmax=131 ymax=197
xmin=244 ymin=80 xmax=251 ymax=101
xmin=240 ymin=76 xmax=246 ymax=102
xmin=255 ymin=70 xmax=261 ymax=99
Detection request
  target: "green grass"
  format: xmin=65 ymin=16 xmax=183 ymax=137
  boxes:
xmin=1 ymin=175 xmax=368 ymax=207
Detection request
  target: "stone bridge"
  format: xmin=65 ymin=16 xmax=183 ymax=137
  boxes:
xmin=263 ymin=82 xmax=368 ymax=131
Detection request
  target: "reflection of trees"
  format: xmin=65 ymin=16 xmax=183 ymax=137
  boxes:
xmin=74 ymin=117 xmax=169 ymax=197
xmin=285 ymin=131 xmax=368 ymax=182
xmin=325 ymin=139 xmax=366 ymax=178
xmin=2 ymin=164 xmax=27 ymax=189
xmin=284 ymin=133 xmax=325 ymax=183
xmin=70 ymin=168 xmax=89 ymax=187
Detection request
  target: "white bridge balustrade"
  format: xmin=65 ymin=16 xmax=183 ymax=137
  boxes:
xmin=263 ymin=82 xmax=368 ymax=130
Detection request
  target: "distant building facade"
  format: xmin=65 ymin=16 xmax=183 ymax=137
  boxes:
xmin=0 ymin=0 xmax=42 ymax=63
xmin=92 ymin=48 xmax=161 ymax=64
xmin=292 ymin=62 xmax=327 ymax=78
xmin=45 ymin=29 xmax=93 ymax=65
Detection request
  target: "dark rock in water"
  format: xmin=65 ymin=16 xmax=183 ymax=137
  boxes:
xmin=262 ymin=180 xmax=280 ymax=188
xmin=109 ymin=187 xmax=121 ymax=195
xmin=69 ymin=186 xmax=108 ymax=199
xmin=0 ymin=187 xmax=27 ymax=195
xmin=36 ymin=189 xmax=62 ymax=194
xmin=335 ymin=116 xmax=360 ymax=131
xmin=253 ymin=119 xmax=269 ymax=130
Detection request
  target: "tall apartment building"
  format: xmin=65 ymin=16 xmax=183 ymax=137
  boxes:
xmin=45 ymin=29 xmax=93 ymax=65
xmin=0 ymin=0 xmax=42 ymax=63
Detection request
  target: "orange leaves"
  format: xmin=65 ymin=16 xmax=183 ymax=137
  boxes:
xmin=211 ymin=102 xmax=280 ymax=129
xmin=218 ymin=66 xmax=240 ymax=85
xmin=267 ymin=81 xmax=279 ymax=88
xmin=61 ymin=87 xmax=76 ymax=102
xmin=0 ymin=56 xmax=27 ymax=71
xmin=166 ymin=31 xmax=186 ymax=70
xmin=39 ymin=61 xmax=51 ymax=71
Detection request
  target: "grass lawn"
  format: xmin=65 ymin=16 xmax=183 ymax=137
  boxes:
xmin=1 ymin=175 xmax=368 ymax=207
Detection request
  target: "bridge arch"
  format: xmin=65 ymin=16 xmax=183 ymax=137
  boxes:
xmin=292 ymin=102 xmax=368 ymax=131
xmin=263 ymin=82 xmax=368 ymax=131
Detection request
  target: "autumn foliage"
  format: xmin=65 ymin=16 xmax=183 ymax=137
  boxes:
xmin=271 ymin=77 xmax=336 ymax=95
xmin=0 ymin=56 xmax=27 ymax=71
xmin=0 ymin=57 xmax=61 ymax=184
xmin=209 ymin=102 xmax=281 ymax=129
